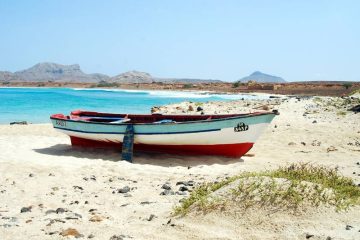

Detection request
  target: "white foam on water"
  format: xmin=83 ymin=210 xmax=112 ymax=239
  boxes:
xmin=72 ymin=88 xmax=269 ymax=100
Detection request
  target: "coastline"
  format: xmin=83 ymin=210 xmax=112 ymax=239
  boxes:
xmin=2 ymin=81 xmax=360 ymax=96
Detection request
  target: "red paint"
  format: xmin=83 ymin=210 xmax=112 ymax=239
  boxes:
xmin=70 ymin=136 xmax=254 ymax=158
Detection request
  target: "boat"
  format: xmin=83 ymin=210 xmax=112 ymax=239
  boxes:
xmin=50 ymin=110 xmax=278 ymax=158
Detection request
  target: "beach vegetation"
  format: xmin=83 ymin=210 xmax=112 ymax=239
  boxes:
xmin=342 ymin=83 xmax=352 ymax=90
xmin=183 ymin=84 xmax=194 ymax=89
xmin=337 ymin=111 xmax=347 ymax=116
xmin=173 ymin=163 xmax=360 ymax=216
xmin=91 ymin=81 xmax=119 ymax=88
xmin=232 ymin=82 xmax=240 ymax=88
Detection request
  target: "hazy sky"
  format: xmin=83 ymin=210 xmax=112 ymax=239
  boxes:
xmin=0 ymin=0 xmax=359 ymax=82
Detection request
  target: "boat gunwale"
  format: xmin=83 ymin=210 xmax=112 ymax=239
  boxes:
xmin=50 ymin=111 xmax=276 ymax=126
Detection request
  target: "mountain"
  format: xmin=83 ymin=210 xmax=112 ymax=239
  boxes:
xmin=110 ymin=71 xmax=153 ymax=83
xmin=0 ymin=62 xmax=109 ymax=82
xmin=0 ymin=62 xmax=223 ymax=84
xmin=109 ymin=71 xmax=223 ymax=84
xmin=239 ymin=71 xmax=286 ymax=83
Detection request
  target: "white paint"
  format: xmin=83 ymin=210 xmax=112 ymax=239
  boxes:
xmin=56 ymin=123 xmax=270 ymax=145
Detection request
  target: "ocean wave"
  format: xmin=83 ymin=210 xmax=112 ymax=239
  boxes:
xmin=71 ymin=88 xmax=268 ymax=100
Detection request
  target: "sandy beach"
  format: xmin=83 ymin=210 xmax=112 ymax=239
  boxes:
xmin=1 ymin=96 xmax=360 ymax=240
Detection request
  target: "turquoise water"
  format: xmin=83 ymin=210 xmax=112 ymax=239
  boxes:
xmin=0 ymin=87 xmax=268 ymax=124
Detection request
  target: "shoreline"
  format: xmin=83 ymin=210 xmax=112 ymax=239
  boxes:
xmin=2 ymin=81 xmax=359 ymax=96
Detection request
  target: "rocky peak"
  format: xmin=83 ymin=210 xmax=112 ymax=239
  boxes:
xmin=110 ymin=70 xmax=153 ymax=83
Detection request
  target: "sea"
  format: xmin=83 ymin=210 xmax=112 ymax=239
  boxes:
xmin=0 ymin=87 xmax=269 ymax=124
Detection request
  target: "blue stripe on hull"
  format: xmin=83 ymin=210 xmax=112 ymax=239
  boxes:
xmin=54 ymin=126 xmax=221 ymax=135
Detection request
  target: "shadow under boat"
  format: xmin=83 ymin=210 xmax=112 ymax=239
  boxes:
xmin=33 ymin=144 xmax=244 ymax=167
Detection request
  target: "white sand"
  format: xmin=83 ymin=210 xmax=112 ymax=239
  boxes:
xmin=1 ymin=96 xmax=360 ymax=239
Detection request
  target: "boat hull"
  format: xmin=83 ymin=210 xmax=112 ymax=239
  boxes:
xmin=51 ymin=111 xmax=276 ymax=158
xmin=70 ymin=136 xmax=254 ymax=158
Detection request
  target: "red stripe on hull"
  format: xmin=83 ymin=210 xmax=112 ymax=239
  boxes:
xmin=70 ymin=136 xmax=253 ymax=158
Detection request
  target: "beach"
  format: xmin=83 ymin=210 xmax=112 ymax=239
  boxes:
xmin=1 ymin=96 xmax=360 ymax=240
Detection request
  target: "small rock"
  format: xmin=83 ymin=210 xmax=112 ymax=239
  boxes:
xmin=29 ymin=173 xmax=34 ymax=177
xmin=20 ymin=207 xmax=31 ymax=213
xmin=160 ymin=189 xmax=175 ymax=195
xmin=10 ymin=121 xmax=27 ymax=125
xmin=326 ymin=237 xmax=332 ymax=240
xmin=45 ymin=210 xmax=56 ymax=215
xmin=147 ymin=214 xmax=156 ymax=221
xmin=88 ymin=234 xmax=95 ymax=239
xmin=179 ymin=186 xmax=189 ymax=192
xmin=188 ymin=105 xmax=194 ymax=111
xmin=312 ymin=120 xmax=317 ymax=124
xmin=345 ymin=225 xmax=353 ymax=230
xmin=301 ymin=142 xmax=306 ymax=146
xmin=288 ymin=142 xmax=296 ymax=146
xmin=176 ymin=191 xmax=187 ymax=195
xmin=109 ymin=235 xmax=126 ymax=240
xmin=196 ymin=106 xmax=203 ymax=112
xmin=305 ymin=233 xmax=314 ymax=239
xmin=60 ymin=228 xmax=82 ymax=238
xmin=56 ymin=208 xmax=66 ymax=214
xmin=118 ymin=186 xmax=130 ymax=193
xmin=161 ymin=184 xmax=171 ymax=190
xmin=89 ymin=215 xmax=103 ymax=222
xmin=73 ymin=186 xmax=84 ymax=191
xmin=327 ymin=146 xmax=337 ymax=152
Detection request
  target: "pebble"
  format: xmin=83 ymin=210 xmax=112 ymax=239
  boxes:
xmin=109 ymin=235 xmax=126 ymax=240
xmin=176 ymin=191 xmax=187 ymax=195
xmin=345 ymin=225 xmax=353 ymax=230
xmin=56 ymin=208 xmax=66 ymax=214
xmin=312 ymin=120 xmax=317 ymax=123
xmin=88 ymin=234 xmax=95 ymax=239
xmin=176 ymin=180 xmax=194 ymax=186
xmin=28 ymin=173 xmax=34 ymax=177
xmin=179 ymin=186 xmax=189 ymax=192
xmin=160 ymin=189 xmax=175 ymax=195
xmin=20 ymin=207 xmax=32 ymax=213
xmin=305 ymin=233 xmax=314 ymax=239
xmin=60 ymin=228 xmax=83 ymax=238
xmin=147 ymin=214 xmax=156 ymax=221
xmin=118 ymin=186 xmax=130 ymax=193
xmin=161 ymin=184 xmax=171 ymax=190
xmin=89 ymin=215 xmax=104 ymax=222
xmin=73 ymin=185 xmax=84 ymax=191
xmin=45 ymin=210 xmax=57 ymax=215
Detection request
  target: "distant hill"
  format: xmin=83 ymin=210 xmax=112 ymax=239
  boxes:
xmin=0 ymin=62 xmax=109 ymax=82
xmin=239 ymin=71 xmax=286 ymax=83
xmin=110 ymin=71 xmax=153 ymax=84
xmin=0 ymin=63 xmax=223 ymax=84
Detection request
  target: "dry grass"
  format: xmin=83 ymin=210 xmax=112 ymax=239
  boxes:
xmin=173 ymin=163 xmax=360 ymax=216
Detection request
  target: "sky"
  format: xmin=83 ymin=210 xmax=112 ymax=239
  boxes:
xmin=0 ymin=0 xmax=359 ymax=82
